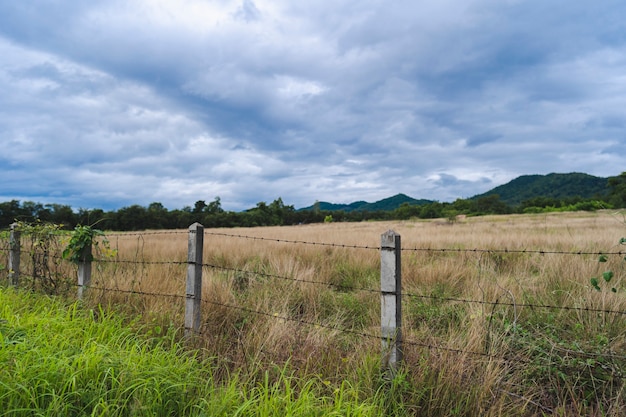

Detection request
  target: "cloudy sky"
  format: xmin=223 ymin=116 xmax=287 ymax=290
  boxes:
xmin=1 ymin=1 xmax=625 ymax=211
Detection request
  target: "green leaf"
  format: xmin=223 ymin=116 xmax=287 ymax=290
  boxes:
xmin=619 ymin=237 xmax=626 ymax=245
xmin=590 ymin=277 xmax=600 ymax=291
xmin=603 ymin=271 xmax=614 ymax=282
xmin=611 ymin=288 xmax=617 ymax=293
xmin=598 ymin=255 xmax=608 ymax=263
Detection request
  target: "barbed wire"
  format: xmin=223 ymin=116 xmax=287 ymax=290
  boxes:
xmin=3 ymin=227 xmax=626 ymax=371
xmin=402 ymin=247 xmax=626 ymax=256
xmin=402 ymin=292 xmax=626 ymax=316
xmin=51 ymin=281 xmax=502 ymax=360
xmin=203 ymin=231 xmax=379 ymax=250
xmin=63 ymin=280 xmax=626 ymax=363
xmin=4 ymin=277 xmax=623 ymax=375
xmin=196 ymin=296 xmax=505 ymax=361
xmin=95 ymin=258 xmax=188 ymax=266
xmin=16 ymin=251 xmax=626 ymax=317
xmin=105 ymin=230 xmax=188 ymax=237
xmin=85 ymin=257 xmax=626 ymax=317
xmin=200 ymin=262 xmax=381 ymax=294
xmin=105 ymin=229 xmax=626 ymax=256
xmin=203 ymin=231 xmax=626 ymax=256
xmin=74 ymin=283 xmax=185 ymax=300
xmin=2 ymin=230 xmax=625 ymax=257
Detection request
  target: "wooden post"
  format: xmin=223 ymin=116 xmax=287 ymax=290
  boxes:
xmin=77 ymin=243 xmax=92 ymax=299
xmin=185 ymin=223 xmax=204 ymax=337
xmin=8 ymin=223 xmax=20 ymax=287
xmin=381 ymin=229 xmax=402 ymax=370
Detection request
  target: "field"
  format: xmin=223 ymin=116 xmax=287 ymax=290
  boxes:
xmin=2 ymin=210 xmax=626 ymax=416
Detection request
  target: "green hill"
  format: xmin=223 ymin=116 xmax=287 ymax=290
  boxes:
xmin=470 ymin=172 xmax=609 ymax=206
xmin=300 ymin=193 xmax=433 ymax=212
xmin=363 ymin=194 xmax=433 ymax=211
xmin=299 ymin=173 xmax=612 ymax=212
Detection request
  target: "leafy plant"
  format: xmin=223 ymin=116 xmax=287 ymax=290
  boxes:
xmin=13 ymin=220 xmax=67 ymax=293
xmin=62 ymin=225 xmax=111 ymax=264
xmin=590 ymin=235 xmax=626 ymax=292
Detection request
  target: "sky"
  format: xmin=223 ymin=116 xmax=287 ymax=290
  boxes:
xmin=1 ymin=1 xmax=625 ymax=212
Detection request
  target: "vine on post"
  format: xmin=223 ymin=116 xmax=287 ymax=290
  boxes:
xmin=62 ymin=225 xmax=111 ymax=264
xmin=12 ymin=221 xmax=66 ymax=294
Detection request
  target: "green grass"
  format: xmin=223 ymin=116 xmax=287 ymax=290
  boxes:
xmin=0 ymin=287 xmax=389 ymax=416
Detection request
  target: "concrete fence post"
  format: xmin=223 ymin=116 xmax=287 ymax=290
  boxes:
xmin=185 ymin=222 xmax=204 ymax=337
xmin=381 ymin=229 xmax=402 ymax=370
xmin=8 ymin=223 xmax=21 ymax=287
xmin=77 ymin=244 xmax=92 ymax=299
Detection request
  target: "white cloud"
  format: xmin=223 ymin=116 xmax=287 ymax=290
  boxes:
xmin=0 ymin=1 xmax=625 ymax=211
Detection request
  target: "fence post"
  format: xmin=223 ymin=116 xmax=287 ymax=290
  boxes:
xmin=8 ymin=223 xmax=21 ymax=287
xmin=381 ymin=229 xmax=402 ymax=370
xmin=77 ymin=243 xmax=92 ymax=299
xmin=185 ymin=222 xmax=204 ymax=337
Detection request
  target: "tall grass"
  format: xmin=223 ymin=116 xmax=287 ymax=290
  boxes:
xmin=0 ymin=288 xmax=393 ymax=416
xmin=3 ymin=210 xmax=626 ymax=415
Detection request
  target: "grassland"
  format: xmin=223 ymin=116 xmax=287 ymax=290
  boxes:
xmin=0 ymin=288 xmax=392 ymax=416
xmin=2 ymin=210 xmax=626 ymax=416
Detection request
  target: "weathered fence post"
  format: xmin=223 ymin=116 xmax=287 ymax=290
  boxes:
xmin=77 ymin=243 xmax=92 ymax=299
xmin=185 ymin=222 xmax=204 ymax=337
xmin=381 ymin=229 xmax=402 ymax=370
xmin=8 ymin=223 xmax=21 ymax=287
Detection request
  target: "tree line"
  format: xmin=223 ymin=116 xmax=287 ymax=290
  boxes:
xmin=1 ymin=173 xmax=625 ymax=231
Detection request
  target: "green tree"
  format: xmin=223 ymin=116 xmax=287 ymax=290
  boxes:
xmin=115 ymin=205 xmax=148 ymax=230
xmin=147 ymin=202 xmax=169 ymax=229
xmin=420 ymin=202 xmax=444 ymax=219
xmin=450 ymin=198 xmax=474 ymax=214
xmin=44 ymin=204 xmax=76 ymax=227
xmin=607 ymin=172 xmax=626 ymax=208
xmin=206 ymin=197 xmax=224 ymax=214
xmin=0 ymin=200 xmax=28 ymax=227
xmin=394 ymin=202 xmax=422 ymax=220
xmin=76 ymin=208 xmax=107 ymax=228
xmin=193 ymin=200 xmax=207 ymax=214
xmin=473 ymin=195 xmax=511 ymax=215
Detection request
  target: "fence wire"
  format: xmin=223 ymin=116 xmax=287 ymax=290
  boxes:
xmin=2 ymin=227 xmax=625 ymax=379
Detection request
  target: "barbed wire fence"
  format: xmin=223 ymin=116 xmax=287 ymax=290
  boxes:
xmin=2 ymin=222 xmax=626 ymax=391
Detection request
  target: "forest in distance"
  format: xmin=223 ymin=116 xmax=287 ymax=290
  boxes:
xmin=1 ymin=171 xmax=625 ymax=231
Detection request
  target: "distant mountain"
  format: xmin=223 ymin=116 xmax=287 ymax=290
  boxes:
xmin=299 ymin=193 xmax=433 ymax=212
xmin=299 ymin=173 xmax=611 ymax=212
xmin=470 ymin=172 xmax=610 ymax=206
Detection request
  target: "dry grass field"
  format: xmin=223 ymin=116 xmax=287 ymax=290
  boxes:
xmin=51 ymin=211 xmax=626 ymax=415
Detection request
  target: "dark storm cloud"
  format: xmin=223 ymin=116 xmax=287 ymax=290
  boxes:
xmin=0 ymin=0 xmax=625 ymax=211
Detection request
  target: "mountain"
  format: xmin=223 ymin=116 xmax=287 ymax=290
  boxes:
xmin=470 ymin=172 xmax=610 ymax=206
xmin=365 ymin=194 xmax=434 ymax=211
xmin=299 ymin=193 xmax=433 ymax=212
xmin=299 ymin=173 xmax=612 ymax=212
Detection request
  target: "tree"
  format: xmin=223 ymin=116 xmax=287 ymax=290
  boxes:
xmin=268 ymin=197 xmax=295 ymax=225
xmin=420 ymin=202 xmax=444 ymax=219
xmin=206 ymin=197 xmax=224 ymax=214
xmin=44 ymin=204 xmax=76 ymax=227
xmin=76 ymin=208 xmax=107 ymax=228
xmin=115 ymin=205 xmax=148 ymax=230
xmin=394 ymin=202 xmax=422 ymax=219
xmin=473 ymin=195 xmax=511 ymax=215
xmin=147 ymin=202 xmax=169 ymax=229
xmin=607 ymin=172 xmax=626 ymax=208
xmin=0 ymin=200 xmax=24 ymax=227
xmin=193 ymin=200 xmax=207 ymax=214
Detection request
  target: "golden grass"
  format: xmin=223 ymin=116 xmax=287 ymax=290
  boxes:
xmin=78 ymin=210 xmax=626 ymax=416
